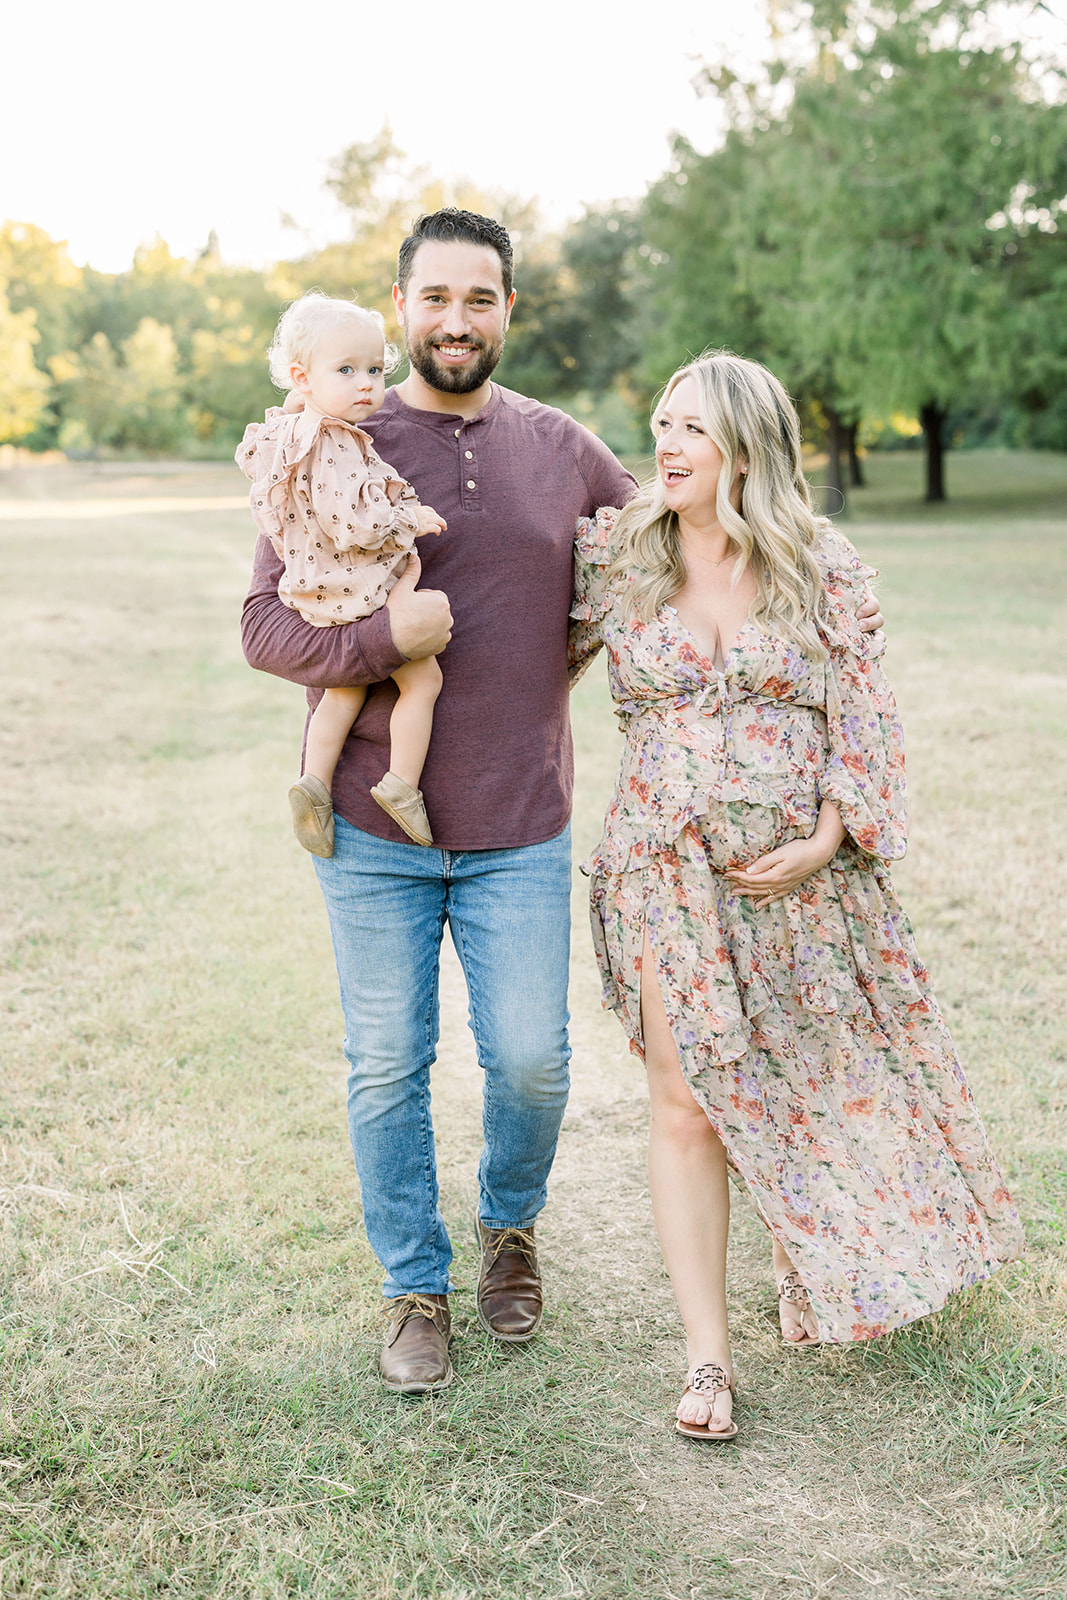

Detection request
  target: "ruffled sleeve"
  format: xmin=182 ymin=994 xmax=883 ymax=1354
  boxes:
xmin=234 ymin=409 xmax=420 ymax=557
xmin=568 ymin=506 xmax=621 ymax=685
xmin=814 ymin=527 xmax=907 ymax=861
xmin=307 ymin=433 xmax=420 ymax=555
xmin=234 ymin=407 xmax=290 ymax=552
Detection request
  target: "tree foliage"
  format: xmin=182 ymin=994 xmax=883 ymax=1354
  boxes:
xmin=640 ymin=0 xmax=1067 ymax=498
xmin=0 ymin=278 xmax=50 ymax=444
xmin=1 ymin=18 xmax=1065 ymax=492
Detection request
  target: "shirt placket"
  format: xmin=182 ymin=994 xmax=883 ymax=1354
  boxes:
xmin=453 ymin=421 xmax=482 ymax=511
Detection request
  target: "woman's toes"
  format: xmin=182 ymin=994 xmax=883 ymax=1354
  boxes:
xmin=704 ymin=1396 xmax=734 ymax=1433
xmin=677 ymin=1391 xmax=711 ymax=1426
xmin=678 ymin=1369 xmax=734 ymax=1431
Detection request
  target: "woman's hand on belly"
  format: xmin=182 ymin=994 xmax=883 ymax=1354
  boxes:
xmin=724 ymin=801 xmax=846 ymax=909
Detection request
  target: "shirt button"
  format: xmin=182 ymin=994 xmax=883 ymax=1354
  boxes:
xmin=464 ymin=450 xmax=473 ymax=459
xmin=454 ymin=429 xmax=460 ymax=438
xmin=466 ymin=479 xmax=476 ymax=489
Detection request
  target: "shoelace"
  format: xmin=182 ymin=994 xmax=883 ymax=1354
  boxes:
xmin=383 ymin=1291 xmax=446 ymax=1330
xmin=482 ymin=1226 xmax=537 ymax=1267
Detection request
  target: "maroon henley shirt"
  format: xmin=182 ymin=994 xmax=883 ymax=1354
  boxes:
xmin=241 ymin=383 xmax=636 ymax=851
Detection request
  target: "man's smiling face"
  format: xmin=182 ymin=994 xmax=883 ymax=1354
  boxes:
xmin=394 ymin=240 xmax=515 ymax=395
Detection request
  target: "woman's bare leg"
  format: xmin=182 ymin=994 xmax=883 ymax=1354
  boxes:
xmin=640 ymin=928 xmax=734 ymax=1432
xmin=388 ymin=656 xmax=443 ymax=790
xmin=304 ymin=686 xmax=366 ymax=790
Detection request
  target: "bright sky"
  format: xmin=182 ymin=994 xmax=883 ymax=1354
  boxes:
xmin=5 ymin=1 xmax=1065 ymax=275
xmin=2 ymin=0 xmax=770 ymax=273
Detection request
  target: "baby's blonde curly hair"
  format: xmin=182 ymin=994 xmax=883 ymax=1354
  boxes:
xmin=267 ymin=290 xmax=400 ymax=390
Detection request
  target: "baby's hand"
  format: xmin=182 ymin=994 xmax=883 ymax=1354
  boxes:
xmin=283 ymin=390 xmax=306 ymax=415
xmin=416 ymin=505 xmax=447 ymax=537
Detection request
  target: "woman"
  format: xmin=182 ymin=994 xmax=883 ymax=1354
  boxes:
xmin=569 ymin=353 xmax=1022 ymax=1442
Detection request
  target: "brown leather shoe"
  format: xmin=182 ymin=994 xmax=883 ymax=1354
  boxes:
xmin=379 ymin=1293 xmax=453 ymax=1393
xmin=474 ymin=1214 xmax=542 ymax=1343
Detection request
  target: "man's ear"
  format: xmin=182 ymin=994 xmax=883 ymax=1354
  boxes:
xmin=392 ymin=282 xmax=405 ymax=327
xmin=503 ymin=289 xmax=516 ymax=332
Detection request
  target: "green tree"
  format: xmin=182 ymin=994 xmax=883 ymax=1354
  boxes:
xmin=189 ymin=322 xmax=279 ymax=447
xmin=53 ymin=318 xmax=188 ymax=455
xmin=117 ymin=318 xmax=187 ymax=453
xmin=496 ymin=205 xmax=650 ymax=452
xmin=51 ymin=332 xmax=123 ymax=453
xmin=0 ymin=279 xmax=50 ymax=444
xmin=0 ymin=222 xmax=83 ymax=369
xmin=795 ymin=1 xmax=1067 ymax=499
xmin=642 ymin=0 xmax=1067 ymax=501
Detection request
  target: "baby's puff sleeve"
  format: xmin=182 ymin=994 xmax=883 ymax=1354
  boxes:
xmin=568 ymin=506 xmax=620 ymax=686
xmin=305 ymin=431 xmax=420 ymax=556
xmin=234 ymin=408 xmax=290 ymax=552
xmin=815 ymin=528 xmax=907 ymax=861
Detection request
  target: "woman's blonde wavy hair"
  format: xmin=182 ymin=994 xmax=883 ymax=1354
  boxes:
xmin=609 ymin=351 xmax=829 ymax=657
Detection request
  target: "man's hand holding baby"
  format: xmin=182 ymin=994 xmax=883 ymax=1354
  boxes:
xmin=387 ymin=554 xmax=452 ymax=660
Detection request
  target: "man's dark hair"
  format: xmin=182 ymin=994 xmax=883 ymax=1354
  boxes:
xmin=397 ymin=209 xmax=514 ymax=298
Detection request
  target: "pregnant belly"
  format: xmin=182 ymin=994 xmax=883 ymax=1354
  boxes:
xmin=687 ymin=799 xmax=812 ymax=872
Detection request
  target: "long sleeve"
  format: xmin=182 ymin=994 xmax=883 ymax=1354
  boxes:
xmin=241 ymin=535 xmax=406 ymax=690
xmin=568 ymin=506 xmax=620 ymax=686
xmin=815 ymin=530 xmax=907 ymax=860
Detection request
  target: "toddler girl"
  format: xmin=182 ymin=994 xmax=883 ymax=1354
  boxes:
xmin=237 ymin=291 xmax=446 ymax=856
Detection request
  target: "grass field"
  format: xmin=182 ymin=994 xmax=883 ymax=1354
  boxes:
xmin=1 ymin=448 xmax=1065 ymax=1599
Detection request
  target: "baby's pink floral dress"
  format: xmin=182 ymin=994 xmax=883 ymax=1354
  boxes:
xmin=570 ymin=510 xmax=1022 ymax=1341
xmin=236 ymin=406 xmax=421 ymax=628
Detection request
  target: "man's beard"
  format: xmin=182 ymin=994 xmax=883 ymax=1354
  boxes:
xmin=406 ymin=331 xmax=505 ymax=395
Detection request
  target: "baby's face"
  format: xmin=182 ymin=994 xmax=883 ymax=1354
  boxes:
xmin=297 ymin=320 xmax=387 ymax=424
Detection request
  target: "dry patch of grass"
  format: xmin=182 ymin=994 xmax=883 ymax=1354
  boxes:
xmin=1 ymin=454 xmax=1065 ymax=1599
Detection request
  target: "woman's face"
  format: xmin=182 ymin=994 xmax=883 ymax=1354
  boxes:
xmin=654 ymin=374 xmax=734 ymax=522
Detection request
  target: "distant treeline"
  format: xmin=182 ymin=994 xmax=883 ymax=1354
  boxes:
xmin=2 ymin=1 xmax=1065 ymax=502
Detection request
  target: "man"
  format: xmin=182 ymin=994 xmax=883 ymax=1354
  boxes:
xmin=242 ymin=210 xmax=635 ymax=1393
xmin=242 ymin=208 xmax=883 ymax=1394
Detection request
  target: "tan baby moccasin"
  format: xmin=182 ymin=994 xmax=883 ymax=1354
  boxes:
xmin=288 ymin=775 xmax=335 ymax=858
xmin=370 ymin=771 xmax=433 ymax=846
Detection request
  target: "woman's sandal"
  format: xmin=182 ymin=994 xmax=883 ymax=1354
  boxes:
xmin=675 ymin=1362 xmax=738 ymax=1442
xmin=777 ymin=1269 xmax=820 ymax=1349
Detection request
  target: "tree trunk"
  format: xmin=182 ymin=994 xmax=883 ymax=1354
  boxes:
xmin=824 ymin=404 xmax=846 ymax=514
xmin=919 ymin=401 xmax=948 ymax=502
xmin=845 ymin=420 xmax=865 ymax=487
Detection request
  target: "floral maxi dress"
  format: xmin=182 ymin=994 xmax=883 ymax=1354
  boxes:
xmin=570 ymin=512 xmax=1022 ymax=1341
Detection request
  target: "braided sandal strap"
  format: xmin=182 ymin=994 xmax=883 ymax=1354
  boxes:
xmin=777 ymin=1270 xmax=811 ymax=1309
xmin=687 ymin=1361 xmax=732 ymax=1399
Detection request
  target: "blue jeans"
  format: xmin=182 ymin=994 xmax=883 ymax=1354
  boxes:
xmin=314 ymin=818 xmax=572 ymax=1297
